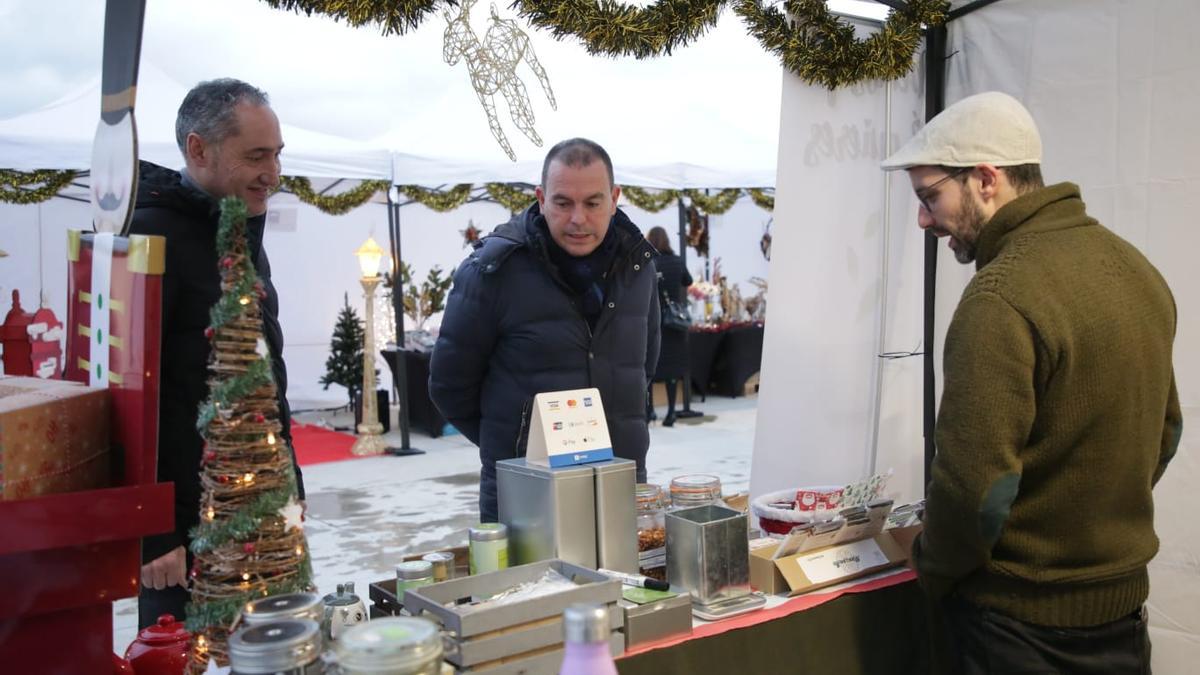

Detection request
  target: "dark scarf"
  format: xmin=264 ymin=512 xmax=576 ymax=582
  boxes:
xmin=537 ymin=218 xmax=621 ymax=329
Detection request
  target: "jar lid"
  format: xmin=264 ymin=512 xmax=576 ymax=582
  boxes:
xmin=334 ymin=617 xmax=443 ymax=671
xmin=138 ymin=614 xmax=190 ymax=646
xmin=396 ymin=560 xmax=433 ymax=579
xmin=469 ymin=522 xmax=508 ymax=541
xmin=670 ymin=474 xmax=722 ymax=503
xmin=563 ymin=603 xmax=610 ymax=645
xmin=243 ymin=592 xmax=322 ymax=624
xmin=422 ymin=551 xmax=454 ymax=564
xmin=635 ymin=483 xmax=664 ymax=505
xmin=228 ymin=619 xmax=322 ymax=673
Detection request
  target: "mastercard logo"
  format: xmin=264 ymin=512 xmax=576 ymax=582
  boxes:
xmin=567 ymin=399 xmax=578 ymax=408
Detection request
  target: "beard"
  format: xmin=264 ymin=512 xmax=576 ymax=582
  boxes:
xmin=951 ymin=193 xmax=988 ymax=264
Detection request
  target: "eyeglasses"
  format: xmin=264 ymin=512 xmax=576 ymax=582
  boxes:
xmin=916 ymin=167 xmax=971 ymax=212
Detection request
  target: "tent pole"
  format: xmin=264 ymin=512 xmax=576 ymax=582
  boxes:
xmin=922 ymin=23 xmax=949 ymax=492
xmin=675 ymin=197 xmax=703 ymax=419
xmin=386 ymin=188 xmax=422 ymax=456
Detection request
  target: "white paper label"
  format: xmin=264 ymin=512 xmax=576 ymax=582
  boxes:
xmin=88 ymin=233 xmax=115 ymax=387
xmin=794 ymin=538 xmax=889 ymax=584
xmin=524 ymin=388 xmax=613 ymax=467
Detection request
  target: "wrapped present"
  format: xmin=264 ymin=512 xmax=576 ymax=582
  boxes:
xmin=0 ymin=376 xmax=110 ymax=500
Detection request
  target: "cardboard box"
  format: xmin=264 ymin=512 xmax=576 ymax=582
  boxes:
xmin=0 ymin=376 xmax=110 ymax=500
xmin=750 ymin=526 xmax=920 ymax=596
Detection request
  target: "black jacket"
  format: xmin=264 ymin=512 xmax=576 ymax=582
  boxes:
xmin=429 ymin=203 xmax=660 ymax=520
xmin=128 ymin=162 xmax=303 ymax=562
xmin=652 ymin=251 xmax=693 ymax=379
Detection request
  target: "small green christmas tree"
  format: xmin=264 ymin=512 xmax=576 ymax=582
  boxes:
xmin=320 ymin=293 xmax=365 ymax=406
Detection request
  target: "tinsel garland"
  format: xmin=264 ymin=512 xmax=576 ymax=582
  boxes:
xmin=515 ymin=0 xmax=726 ymax=58
xmin=684 ymin=188 xmax=741 ymax=215
xmin=747 ymin=187 xmax=774 ymax=211
xmin=622 ymin=186 xmax=680 ymax=213
xmin=185 ymin=574 xmax=310 ymax=631
xmin=261 ymin=0 xmax=438 ymax=35
xmin=0 ymin=169 xmax=78 ymax=204
xmin=734 ymin=0 xmax=949 ymax=89
xmin=399 ymin=184 xmax=474 ymax=212
xmin=279 ymin=176 xmax=387 ymax=215
xmin=485 ymin=182 xmax=536 ymax=213
xmin=190 ymin=486 xmax=293 ymax=554
xmin=195 ymin=359 xmax=274 ymax=434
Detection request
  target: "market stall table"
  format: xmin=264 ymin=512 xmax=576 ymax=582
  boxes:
xmin=381 ymin=348 xmax=447 ymax=438
xmin=618 ymin=569 xmax=929 ymax=674
xmin=707 ymin=323 xmax=764 ymax=398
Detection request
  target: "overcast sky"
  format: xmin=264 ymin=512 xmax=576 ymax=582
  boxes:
xmin=0 ymin=0 xmax=891 ymax=167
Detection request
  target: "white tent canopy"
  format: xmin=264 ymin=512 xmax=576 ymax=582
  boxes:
xmin=0 ymin=1 xmax=781 ymax=188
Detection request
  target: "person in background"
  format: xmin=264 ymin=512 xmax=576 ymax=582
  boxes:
xmin=128 ymin=78 xmax=304 ymax=628
xmin=429 ymin=138 xmax=660 ymax=521
xmin=881 ymin=91 xmax=1180 ymax=674
xmin=645 ymin=226 xmax=692 ymax=427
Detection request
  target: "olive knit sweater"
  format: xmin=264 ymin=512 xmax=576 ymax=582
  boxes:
xmin=913 ymin=182 xmax=1182 ymax=627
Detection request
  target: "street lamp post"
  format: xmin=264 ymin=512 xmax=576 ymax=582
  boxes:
xmin=352 ymin=236 xmax=388 ymax=456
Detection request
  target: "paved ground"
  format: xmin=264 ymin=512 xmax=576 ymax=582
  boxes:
xmin=113 ymin=395 xmax=757 ymax=652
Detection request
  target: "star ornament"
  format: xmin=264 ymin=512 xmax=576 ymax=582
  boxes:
xmin=256 ymin=338 xmax=270 ymax=360
xmin=278 ymin=498 xmax=304 ymax=531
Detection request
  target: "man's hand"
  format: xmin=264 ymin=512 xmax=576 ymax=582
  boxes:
xmin=141 ymin=545 xmax=187 ymax=590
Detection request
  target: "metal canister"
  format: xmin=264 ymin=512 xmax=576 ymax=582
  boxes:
xmin=333 ymin=617 xmax=443 ymax=675
xmin=229 ymin=619 xmax=323 ymax=674
xmin=396 ymin=560 xmax=434 ymax=594
xmin=468 ymin=523 xmax=509 ymax=575
xmin=421 ymin=552 xmax=455 ymax=582
xmin=242 ymin=592 xmax=323 ymax=627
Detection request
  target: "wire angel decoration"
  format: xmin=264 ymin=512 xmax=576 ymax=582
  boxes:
xmin=443 ymin=0 xmax=557 ymax=161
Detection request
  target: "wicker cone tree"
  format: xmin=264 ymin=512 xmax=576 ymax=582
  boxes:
xmin=185 ymin=197 xmax=312 ymax=672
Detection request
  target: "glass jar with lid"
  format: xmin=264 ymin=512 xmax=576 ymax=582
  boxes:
xmin=635 ymin=483 xmax=667 ymax=581
xmin=668 ymin=474 xmax=723 ymax=510
xmin=333 ymin=616 xmax=444 ymax=675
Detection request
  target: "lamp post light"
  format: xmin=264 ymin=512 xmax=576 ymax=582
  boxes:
xmin=351 ymin=236 xmax=388 ymax=456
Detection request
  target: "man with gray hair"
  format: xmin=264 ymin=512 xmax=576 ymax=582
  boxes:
xmin=883 ymin=91 xmax=1180 ymax=672
xmin=128 ymin=78 xmax=303 ymax=628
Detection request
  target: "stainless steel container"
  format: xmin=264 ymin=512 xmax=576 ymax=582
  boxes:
xmin=242 ymin=592 xmax=323 ymax=627
xmin=592 ymin=459 xmax=638 ymax=573
xmin=619 ymin=594 xmax=693 ymax=648
xmin=665 ymin=504 xmax=751 ymax=606
xmin=497 ymin=459 xmax=596 ymax=567
xmin=229 ymin=619 xmax=323 ymax=674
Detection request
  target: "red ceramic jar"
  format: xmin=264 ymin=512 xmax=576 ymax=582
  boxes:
xmin=123 ymin=614 xmax=190 ymax=675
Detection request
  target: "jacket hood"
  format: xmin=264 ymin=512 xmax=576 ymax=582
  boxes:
xmin=135 ymin=161 xmax=216 ymax=216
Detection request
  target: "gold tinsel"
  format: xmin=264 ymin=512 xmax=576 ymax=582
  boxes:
xmin=621 ymin=186 xmax=680 ymax=213
xmin=0 ymin=169 xmax=78 ymax=204
xmin=278 ymin=176 xmax=388 ymax=215
xmin=684 ymin=188 xmax=742 ymax=215
xmin=747 ymin=188 xmax=774 ymax=211
xmin=485 ymin=182 xmax=537 ymax=213
xmin=261 ymin=0 xmax=438 ymax=35
xmin=516 ymin=0 xmax=726 ymax=58
xmin=399 ymin=184 xmax=474 ymax=212
xmin=734 ymin=0 xmax=949 ymax=89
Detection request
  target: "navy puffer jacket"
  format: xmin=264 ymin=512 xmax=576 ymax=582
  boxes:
xmin=430 ymin=203 xmax=660 ymax=521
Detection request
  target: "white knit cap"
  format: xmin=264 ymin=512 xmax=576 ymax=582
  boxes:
xmin=881 ymin=91 xmax=1042 ymax=171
